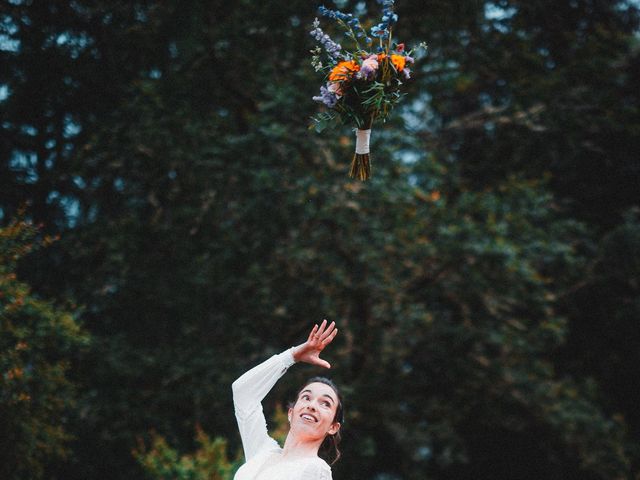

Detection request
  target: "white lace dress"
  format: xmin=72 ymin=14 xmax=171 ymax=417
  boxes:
xmin=232 ymin=349 xmax=333 ymax=480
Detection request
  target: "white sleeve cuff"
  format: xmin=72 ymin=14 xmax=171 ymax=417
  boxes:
xmin=280 ymin=348 xmax=296 ymax=369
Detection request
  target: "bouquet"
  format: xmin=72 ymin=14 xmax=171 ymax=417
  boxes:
xmin=310 ymin=0 xmax=422 ymax=180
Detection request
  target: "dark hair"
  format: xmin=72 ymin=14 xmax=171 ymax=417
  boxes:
xmin=290 ymin=376 xmax=344 ymax=465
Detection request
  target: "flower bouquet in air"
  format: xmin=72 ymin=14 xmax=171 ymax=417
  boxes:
xmin=310 ymin=0 xmax=422 ymax=180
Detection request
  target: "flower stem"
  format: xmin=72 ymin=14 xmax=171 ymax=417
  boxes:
xmin=337 ymin=19 xmax=362 ymax=52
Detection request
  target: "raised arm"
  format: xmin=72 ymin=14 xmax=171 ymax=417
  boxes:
xmin=232 ymin=349 xmax=295 ymax=460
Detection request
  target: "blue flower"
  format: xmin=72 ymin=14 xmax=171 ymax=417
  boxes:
xmin=373 ymin=0 xmax=399 ymax=30
xmin=318 ymin=5 xmax=351 ymax=22
xmin=371 ymin=24 xmax=389 ymax=38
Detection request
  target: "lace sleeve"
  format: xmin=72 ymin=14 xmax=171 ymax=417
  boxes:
xmin=231 ymin=349 xmax=295 ymax=460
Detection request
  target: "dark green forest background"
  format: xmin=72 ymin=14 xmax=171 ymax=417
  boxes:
xmin=1 ymin=0 xmax=640 ymax=479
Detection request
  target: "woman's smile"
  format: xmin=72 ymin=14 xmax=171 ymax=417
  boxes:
xmin=301 ymin=412 xmax=318 ymax=422
xmin=290 ymin=382 xmax=340 ymax=438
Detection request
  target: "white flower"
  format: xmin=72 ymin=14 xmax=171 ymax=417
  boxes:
xmin=362 ymin=56 xmax=378 ymax=71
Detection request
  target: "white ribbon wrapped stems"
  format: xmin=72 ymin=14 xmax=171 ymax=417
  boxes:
xmin=355 ymin=129 xmax=372 ymax=155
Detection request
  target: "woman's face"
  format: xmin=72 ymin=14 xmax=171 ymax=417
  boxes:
xmin=288 ymin=382 xmax=341 ymax=441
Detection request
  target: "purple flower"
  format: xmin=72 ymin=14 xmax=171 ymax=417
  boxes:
xmin=310 ymin=21 xmax=342 ymax=60
xmin=313 ymin=84 xmax=339 ymax=108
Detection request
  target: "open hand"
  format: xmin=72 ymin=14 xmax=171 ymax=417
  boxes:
xmin=292 ymin=320 xmax=338 ymax=369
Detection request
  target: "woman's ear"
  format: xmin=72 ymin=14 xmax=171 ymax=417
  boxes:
xmin=328 ymin=422 xmax=341 ymax=435
xmin=288 ymin=406 xmax=293 ymax=423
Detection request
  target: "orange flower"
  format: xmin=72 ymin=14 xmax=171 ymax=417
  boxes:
xmin=390 ymin=54 xmax=406 ymax=72
xmin=377 ymin=53 xmax=387 ymax=61
xmin=329 ymin=60 xmax=360 ymax=81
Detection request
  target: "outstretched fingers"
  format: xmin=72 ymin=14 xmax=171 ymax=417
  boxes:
xmin=308 ymin=323 xmax=319 ymax=342
xmin=316 ymin=319 xmax=328 ymax=337
xmin=296 ymin=320 xmax=338 ymax=368
xmin=321 ymin=327 xmax=338 ymax=345
xmin=319 ymin=320 xmax=335 ymax=341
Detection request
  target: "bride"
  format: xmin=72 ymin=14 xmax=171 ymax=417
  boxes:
xmin=232 ymin=320 xmax=343 ymax=480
